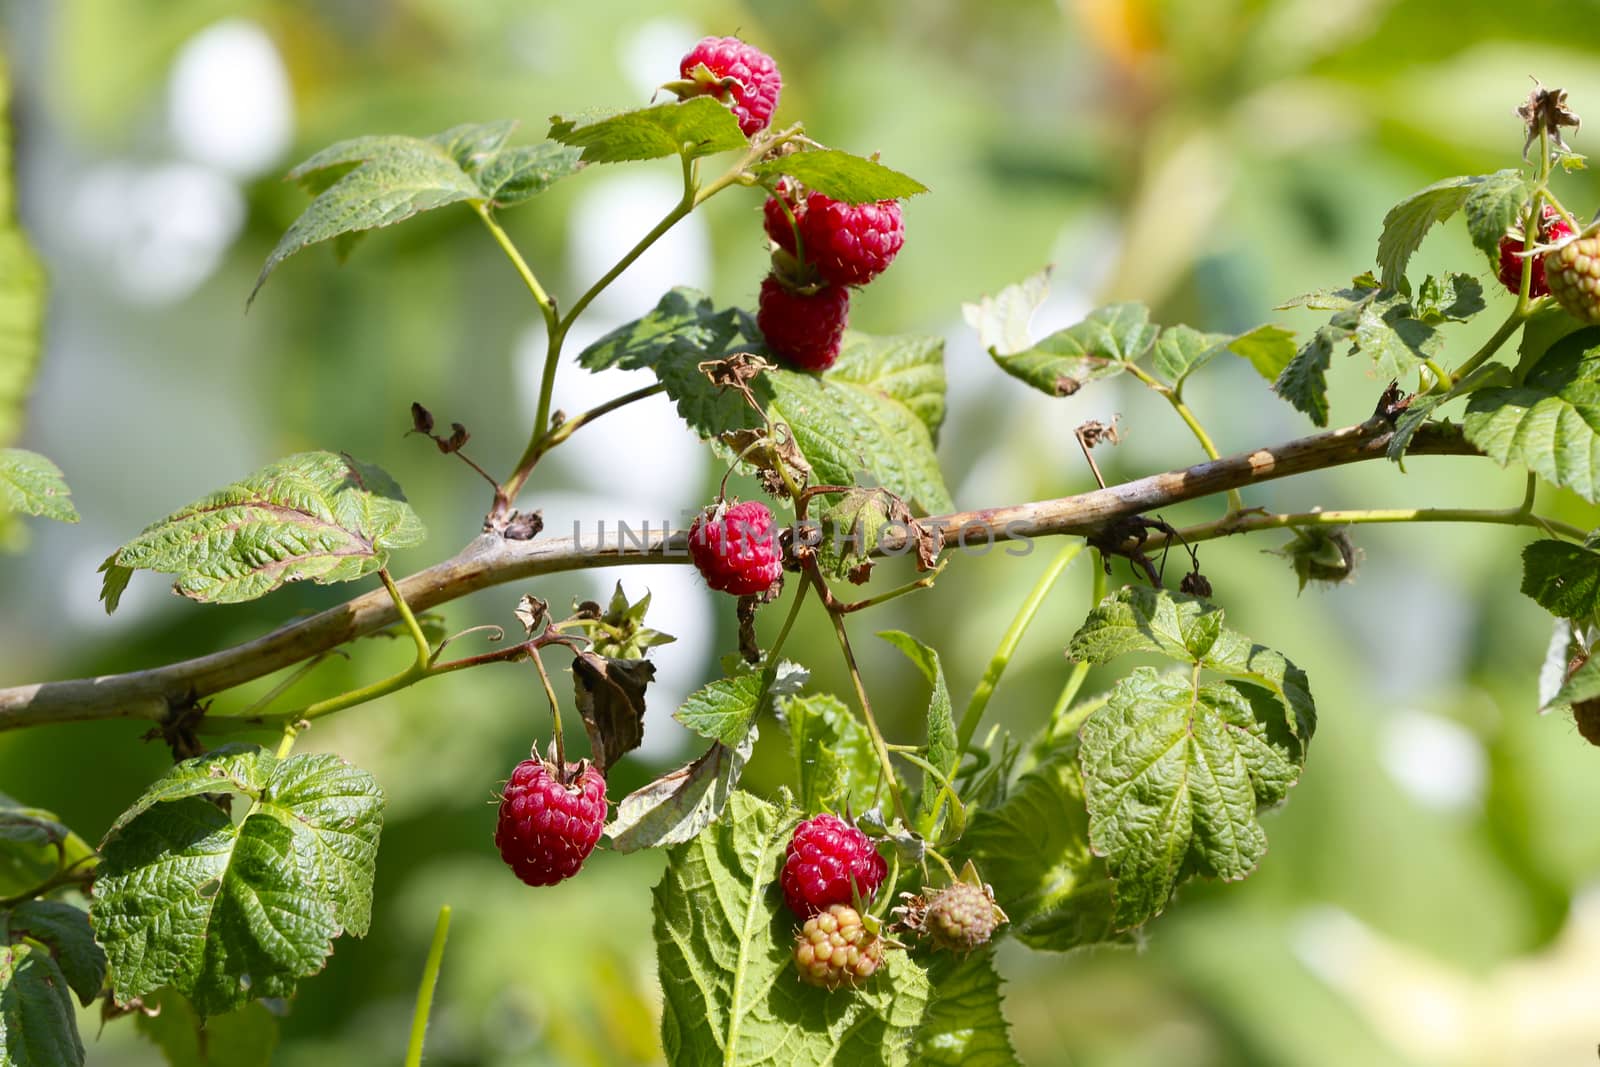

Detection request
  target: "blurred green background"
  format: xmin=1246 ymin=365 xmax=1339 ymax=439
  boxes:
xmin=3 ymin=0 xmax=1599 ymax=1063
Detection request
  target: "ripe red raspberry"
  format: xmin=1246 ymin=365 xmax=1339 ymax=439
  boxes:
xmin=1498 ymin=204 xmax=1576 ymax=296
xmin=1544 ymin=228 xmax=1600 ymax=324
xmin=780 ymin=813 xmax=888 ymax=918
xmin=756 ymin=274 xmax=849 ymax=371
xmin=688 ymin=500 xmax=783 ymax=597
xmin=797 ymin=194 xmax=905 ymax=287
xmin=793 ymin=904 xmax=883 ymax=990
xmin=678 ymin=36 xmax=782 ymax=138
xmin=494 ymin=757 xmax=607 ymax=887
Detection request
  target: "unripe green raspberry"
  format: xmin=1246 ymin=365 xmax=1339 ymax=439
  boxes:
xmin=1543 ymin=231 xmax=1600 ymax=324
xmin=924 ymin=881 xmax=1005 ymax=952
xmin=793 ymin=904 xmax=882 ymax=990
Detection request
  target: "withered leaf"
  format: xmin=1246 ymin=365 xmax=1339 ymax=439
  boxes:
xmin=572 ymin=651 xmax=655 ymax=773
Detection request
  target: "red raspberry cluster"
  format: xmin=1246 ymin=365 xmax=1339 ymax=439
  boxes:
xmin=1499 ymin=203 xmax=1577 ymax=298
xmin=494 ymin=757 xmax=607 ymax=887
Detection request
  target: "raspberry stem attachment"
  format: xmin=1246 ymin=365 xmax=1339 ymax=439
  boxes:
xmin=529 ymin=647 xmax=568 ymax=772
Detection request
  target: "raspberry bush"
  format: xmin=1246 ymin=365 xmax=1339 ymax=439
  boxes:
xmin=0 ymin=28 xmax=1598 ymax=1067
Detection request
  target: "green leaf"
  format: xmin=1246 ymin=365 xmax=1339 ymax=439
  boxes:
xmin=912 ymin=951 xmax=1019 ymax=1066
xmin=1413 ymin=273 xmax=1486 ymax=323
xmin=1273 ymin=324 xmax=1338 ymax=426
xmin=653 ymin=792 xmax=930 ymax=1065
xmin=962 ymin=270 xmax=1051 ymax=359
xmin=473 ymin=140 xmax=584 ymax=207
xmin=1464 ymin=169 xmax=1535 ymax=263
xmin=1080 ymin=667 xmax=1302 ymax=928
xmin=961 ymin=742 xmax=1119 ymax=952
xmin=92 ymin=746 xmax=384 ymax=1017
xmin=1375 ymin=174 xmax=1479 ymax=288
xmin=1522 ymin=540 xmax=1600 ymax=621
xmin=133 ymin=988 xmax=279 ymax=1067
xmin=1224 ymin=324 xmax=1297 ymax=382
xmin=0 ymin=449 xmax=76 ymax=523
xmin=1277 ymin=272 xmax=1380 ymax=312
xmin=548 ymin=97 xmax=746 ymax=164
xmin=253 ymin=140 xmax=481 ymax=302
xmin=781 ymin=693 xmax=881 ymax=813
xmin=1552 ymin=652 xmax=1600 ymax=707
xmin=5 ymin=901 xmax=104 ymax=1006
xmin=0 ymin=796 xmax=95 ymax=901
xmin=674 ymin=673 xmax=769 ymax=747
xmin=1352 ymin=291 xmax=1438 ymax=383
xmin=878 ymin=632 xmax=958 ymax=836
xmin=1464 ymin=326 xmax=1600 ymax=503
xmin=427 ymin=120 xmax=518 ymax=168
xmin=1067 ymin=586 xmax=1315 ymax=753
xmin=580 ymin=290 xmax=954 ymax=514
xmin=1151 ymin=325 xmax=1228 ymax=388
xmin=815 ymin=489 xmax=896 ymax=579
xmin=0 ymin=940 xmax=83 ymax=1067
xmin=750 ymin=149 xmax=928 ymax=202
xmin=0 ymin=55 xmax=44 ymax=453
xmin=99 ymin=451 xmax=425 ymax=612
xmin=988 ymin=303 xmax=1157 ymax=397
xmin=607 ymin=732 xmax=756 ymax=854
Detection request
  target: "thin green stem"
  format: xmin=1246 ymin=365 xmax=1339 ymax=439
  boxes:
xmin=472 ymin=202 xmax=556 ymax=327
xmin=529 ymin=648 xmax=567 ymax=768
xmin=0 ymin=864 xmax=95 ymax=909
xmin=957 ymin=540 xmax=1085 ymax=754
xmin=274 ymin=720 xmax=300 ymax=759
xmin=811 ymin=570 xmax=909 ymax=826
xmin=1449 ymin=308 xmax=1528 ymax=386
xmin=404 ymin=904 xmax=452 ymax=1067
xmin=381 ymin=568 xmax=433 ymax=670
xmin=767 ymin=580 xmax=810 ymax=663
xmin=1047 ymin=550 xmax=1106 ymax=729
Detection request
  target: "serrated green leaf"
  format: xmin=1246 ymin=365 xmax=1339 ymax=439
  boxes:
xmin=1352 ymin=293 xmax=1437 ymax=383
xmin=581 ymin=289 xmax=953 ymax=514
xmin=750 ymin=149 xmax=927 ymax=202
xmin=133 ymin=988 xmax=279 ymax=1067
xmin=0 ymin=940 xmax=83 ymax=1067
xmin=0 ymin=796 xmax=95 ymax=901
xmin=988 ymin=303 xmax=1157 ymax=397
xmin=549 ymin=97 xmax=746 ymax=164
xmin=1068 ymin=586 xmax=1314 ymax=759
xmin=962 ymin=270 xmax=1051 ymax=358
xmin=1464 ymin=169 xmax=1534 ymax=263
xmin=653 ymin=792 xmax=930 ymax=1066
xmin=961 ymin=741 xmax=1119 ymax=952
xmin=0 ymin=55 xmax=44 ymax=454
xmin=674 ymin=673 xmax=769 ymax=747
xmin=912 ymin=951 xmax=1019 ymax=1066
xmin=283 ymin=135 xmax=424 ymax=185
xmin=1151 ymin=325 xmax=1228 ymax=388
xmin=1274 ymin=324 xmax=1338 ymax=426
xmin=781 ymin=693 xmax=881 ymax=813
xmin=1522 ymin=540 xmax=1600 ymax=621
xmin=1081 ymin=668 xmax=1301 ymax=928
xmin=1376 ymin=174 xmax=1479 ymax=288
xmin=253 ymin=141 xmax=481 ymax=302
xmin=878 ymin=632 xmax=957 ymax=837
xmin=1277 ymin=273 xmax=1381 ymax=312
xmin=816 ymin=489 xmax=895 ymax=579
xmin=5 ymin=901 xmax=104 ymax=1006
xmin=473 ymin=140 xmax=583 ymax=206
xmin=1414 ymin=273 xmax=1486 ymax=323
xmin=92 ymin=746 xmax=384 ymax=1017
xmin=1464 ymin=326 xmax=1600 ymax=503
xmin=607 ymin=733 xmax=756 ymax=854
xmin=1224 ymin=324 xmax=1297 ymax=382
xmin=427 ymin=120 xmax=518 ymax=168
xmin=99 ymin=451 xmax=425 ymax=612
xmin=0 ymin=449 xmax=76 ymax=523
